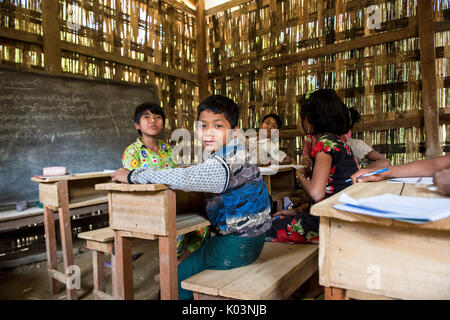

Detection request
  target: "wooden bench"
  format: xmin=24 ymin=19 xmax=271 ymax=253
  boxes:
xmin=78 ymin=227 xmax=116 ymax=300
xmin=78 ymin=212 xmax=211 ymax=300
xmin=181 ymin=242 xmax=318 ymax=300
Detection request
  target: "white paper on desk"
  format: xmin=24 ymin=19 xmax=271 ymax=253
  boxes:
xmin=388 ymin=177 xmax=434 ymax=185
xmin=334 ymin=193 xmax=450 ymax=222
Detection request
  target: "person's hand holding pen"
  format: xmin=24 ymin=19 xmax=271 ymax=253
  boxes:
xmin=350 ymin=167 xmax=390 ymax=184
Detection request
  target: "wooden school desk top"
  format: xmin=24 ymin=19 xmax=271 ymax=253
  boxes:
xmin=310 ymin=181 xmax=450 ymax=232
xmin=95 ymin=182 xmax=169 ymax=192
xmin=31 ymin=171 xmax=112 ymax=183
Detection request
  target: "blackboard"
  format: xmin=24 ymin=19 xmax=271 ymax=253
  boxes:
xmin=0 ymin=66 xmax=159 ymax=204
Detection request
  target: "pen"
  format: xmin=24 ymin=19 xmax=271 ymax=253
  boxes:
xmin=345 ymin=167 xmax=389 ymax=183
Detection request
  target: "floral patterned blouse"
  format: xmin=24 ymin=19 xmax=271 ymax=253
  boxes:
xmin=311 ymin=133 xmax=360 ymax=200
xmin=122 ymin=138 xmax=176 ymax=170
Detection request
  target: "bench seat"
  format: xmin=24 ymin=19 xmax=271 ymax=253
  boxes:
xmin=181 ymin=242 xmax=318 ymax=300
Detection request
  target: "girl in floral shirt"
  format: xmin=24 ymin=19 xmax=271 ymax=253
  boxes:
xmin=122 ymin=102 xmax=210 ymax=262
xmin=268 ymin=89 xmax=360 ymax=244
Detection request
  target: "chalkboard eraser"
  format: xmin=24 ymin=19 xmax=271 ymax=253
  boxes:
xmin=43 ymin=166 xmax=68 ymax=176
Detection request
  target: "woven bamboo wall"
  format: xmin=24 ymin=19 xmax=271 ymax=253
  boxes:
xmin=205 ymin=0 xmax=450 ymax=165
xmin=0 ymin=0 xmax=198 ymax=131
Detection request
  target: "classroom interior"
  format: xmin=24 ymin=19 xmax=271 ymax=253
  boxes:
xmin=0 ymin=0 xmax=449 ymax=301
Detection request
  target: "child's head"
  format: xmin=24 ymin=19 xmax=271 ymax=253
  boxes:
xmin=260 ymin=114 xmax=282 ymax=138
xmin=133 ymin=102 xmax=166 ymax=137
xmin=196 ymin=95 xmax=240 ymax=152
xmin=299 ymin=89 xmax=360 ymax=136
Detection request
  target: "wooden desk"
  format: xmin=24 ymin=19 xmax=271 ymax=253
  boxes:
xmin=95 ymin=183 xmax=209 ymax=300
xmin=31 ymin=172 xmax=111 ymax=299
xmin=259 ymin=165 xmax=300 ymax=201
xmin=311 ymin=181 xmax=450 ymax=300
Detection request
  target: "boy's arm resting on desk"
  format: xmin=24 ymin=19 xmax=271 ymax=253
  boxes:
xmin=129 ymin=156 xmax=229 ymax=193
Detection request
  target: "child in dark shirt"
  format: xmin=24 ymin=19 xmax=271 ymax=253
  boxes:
xmin=268 ymin=89 xmax=360 ymax=243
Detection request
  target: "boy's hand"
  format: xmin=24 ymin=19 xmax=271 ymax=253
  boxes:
xmin=434 ymin=168 xmax=450 ymax=196
xmin=111 ymin=168 xmax=130 ymax=183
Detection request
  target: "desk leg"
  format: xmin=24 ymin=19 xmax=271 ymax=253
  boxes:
xmin=325 ymin=286 xmax=346 ymax=300
xmin=159 ymin=190 xmax=178 ymax=300
xmin=263 ymin=176 xmax=271 ymax=195
xmin=57 ymin=180 xmax=77 ymax=300
xmin=93 ymin=251 xmax=105 ymax=299
xmin=43 ymin=206 xmax=60 ymax=294
xmin=114 ymin=233 xmax=133 ymax=300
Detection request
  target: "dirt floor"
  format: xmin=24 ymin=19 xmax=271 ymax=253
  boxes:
xmin=0 ymin=238 xmax=160 ymax=300
xmin=0 ymin=238 xmax=324 ymax=300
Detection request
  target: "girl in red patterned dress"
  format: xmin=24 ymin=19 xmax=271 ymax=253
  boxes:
xmin=267 ymin=89 xmax=360 ymax=244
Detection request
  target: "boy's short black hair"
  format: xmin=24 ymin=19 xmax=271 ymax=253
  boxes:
xmin=261 ymin=113 xmax=283 ymax=129
xmin=197 ymin=95 xmax=240 ymax=128
xmin=299 ymin=89 xmax=360 ymax=136
xmin=133 ymin=102 xmax=165 ymax=136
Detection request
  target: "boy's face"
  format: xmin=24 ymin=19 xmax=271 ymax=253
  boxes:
xmin=260 ymin=116 xmax=279 ymax=138
xmin=197 ymin=110 xmax=237 ymax=152
xmin=135 ymin=110 xmax=164 ymax=137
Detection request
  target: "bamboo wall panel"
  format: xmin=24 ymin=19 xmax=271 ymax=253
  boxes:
xmin=206 ymin=0 xmax=450 ymax=165
xmin=0 ymin=0 xmax=199 ymax=131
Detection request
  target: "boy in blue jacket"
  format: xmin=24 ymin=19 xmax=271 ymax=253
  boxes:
xmin=111 ymin=95 xmax=272 ymax=299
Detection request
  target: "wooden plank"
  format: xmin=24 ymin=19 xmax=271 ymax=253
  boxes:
xmin=346 ymin=289 xmax=395 ymax=300
xmin=68 ymin=194 xmax=108 ymax=209
xmin=43 ymin=205 xmax=59 ymax=294
xmin=85 ymin=240 xmax=113 ymax=255
xmin=0 ymin=207 xmax=44 ymax=222
xmin=418 ymin=0 xmax=442 ymax=159
xmin=114 ymin=232 xmax=133 ymax=300
xmin=57 ymin=180 xmax=77 ymax=300
xmin=41 ymin=0 xmax=61 ymax=73
xmin=38 ymin=182 xmax=59 ymax=207
xmin=110 ymin=190 xmax=169 ymax=235
xmin=78 ymin=227 xmax=115 ymax=242
xmin=318 ymin=217 xmax=331 ymax=288
xmin=310 ymin=181 xmax=450 ymax=231
xmin=205 ymin=0 xmax=251 ymax=16
xmin=219 ymin=243 xmax=318 ymax=300
xmin=209 ymin=25 xmax=418 ymax=80
xmin=60 ymin=42 xmax=197 ymax=83
xmin=31 ymin=171 xmax=112 ymax=183
xmin=162 ymin=0 xmax=196 ymax=16
xmin=325 ymin=286 xmax=346 ymax=300
xmin=323 ymin=218 xmax=450 ymax=299
xmin=176 ymin=213 xmax=210 ymax=236
xmin=159 ymin=190 xmax=178 ymax=300
xmin=182 ymin=243 xmax=318 ymax=299
xmin=93 ymin=251 xmax=106 ymax=297
xmin=115 ymin=230 xmax=158 ymax=241
xmin=196 ymin=0 xmax=209 ymax=101
xmin=95 ymin=183 xmax=169 ymax=192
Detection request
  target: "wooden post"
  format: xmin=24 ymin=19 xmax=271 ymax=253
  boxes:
xmin=114 ymin=232 xmax=134 ymax=300
xmin=159 ymin=190 xmax=178 ymax=299
xmin=92 ymin=251 xmax=105 ymax=299
xmin=325 ymin=286 xmax=346 ymax=300
xmin=418 ymin=0 xmax=442 ymax=159
xmin=57 ymin=180 xmax=77 ymax=300
xmin=196 ymin=0 xmax=209 ymax=102
xmin=42 ymin=0 xmax=61 ymax=73
xmin=43 ymin=206 xmax=60 ymax=294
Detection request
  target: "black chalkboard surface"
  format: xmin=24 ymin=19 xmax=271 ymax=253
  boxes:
xmin=0 ymin=66 xmax=159 ymax=204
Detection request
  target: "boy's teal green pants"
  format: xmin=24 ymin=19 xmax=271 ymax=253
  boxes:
xmin=177 ymin=232 xmax=266 ymax=300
